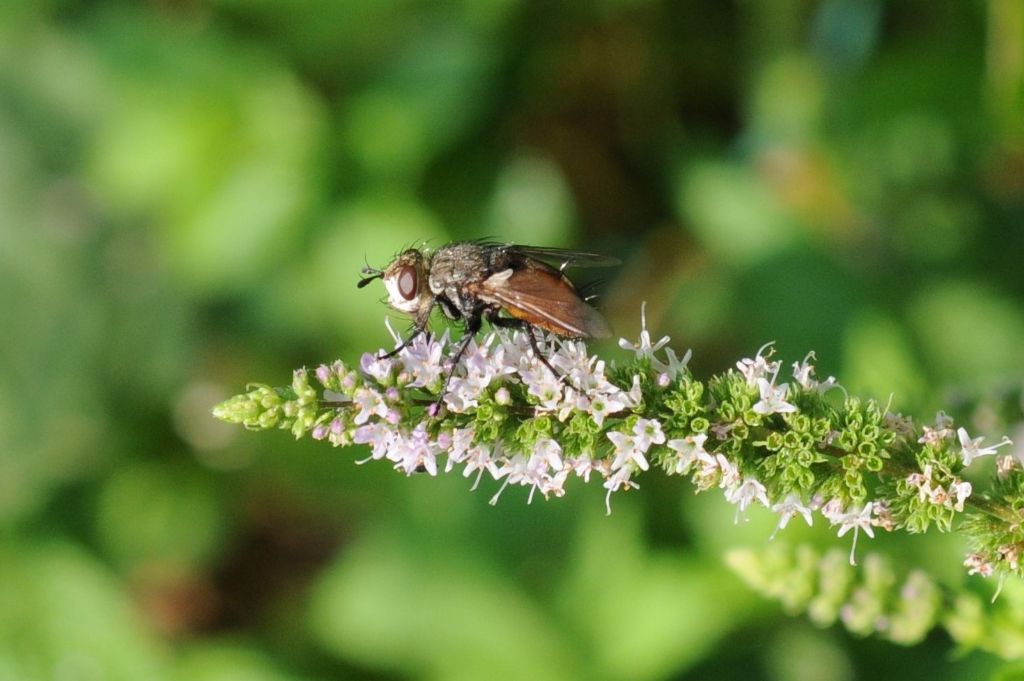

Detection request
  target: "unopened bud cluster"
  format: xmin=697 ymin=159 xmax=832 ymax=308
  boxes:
xmin=728 ymin=543 xmax=942 ymax=645
xmin=212 ymin=369 xmax=319 ymax=438
xmin=729 ymin=541 xmax=1024 ymax=659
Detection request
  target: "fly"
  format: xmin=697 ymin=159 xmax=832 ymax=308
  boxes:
xmin=358 ymin=241 xmax=618 ymax=401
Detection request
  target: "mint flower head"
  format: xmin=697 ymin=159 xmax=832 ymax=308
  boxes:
xmin=214 ymin=305 xmax=1021 ymax=590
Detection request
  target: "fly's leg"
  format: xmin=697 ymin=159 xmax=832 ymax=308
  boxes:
xmin=377 ymin=326 xmax=425 ymax=360
xmin=484 ymin=311 xmax=561 ymax=381
xmin=433 ymin=311 xmax=482 ymax=414
xmin=377 ymin=300 xmax=438 ymax=360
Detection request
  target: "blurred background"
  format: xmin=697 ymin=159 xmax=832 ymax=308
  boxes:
xmin=2 ymin=0 xmax=1023 ymax=679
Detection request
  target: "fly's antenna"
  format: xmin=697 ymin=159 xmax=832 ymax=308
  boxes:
xmin=357 ymin=271 xmax=383 ymax=288
xmin=357 ymin=259 xmax=384 ymax=289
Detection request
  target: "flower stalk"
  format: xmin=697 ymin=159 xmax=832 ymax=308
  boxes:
xmin=213 ymin=311 xmax=1022 ymax=589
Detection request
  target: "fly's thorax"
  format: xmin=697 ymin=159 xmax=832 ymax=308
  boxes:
xmin=382 ymin=249 xmax=430 ymax=314
xmin=429 ymin=243 xmax=490 ymax=287
xmin=427 ymin=243 xmax=493 ymax=314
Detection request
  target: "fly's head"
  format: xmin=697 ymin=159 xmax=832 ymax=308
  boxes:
xmin=358 ymin=249 xmax=431 ymax=315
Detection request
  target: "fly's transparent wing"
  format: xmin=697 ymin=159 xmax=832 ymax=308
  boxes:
xmin=505 ymin=245 xmax=620 ymax=270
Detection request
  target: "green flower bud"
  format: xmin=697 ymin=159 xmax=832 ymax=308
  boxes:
xmin=211 ymin=394 xmax=260 ymax=425
xmin=258 ymin=409 xmax=280 ymax=429
xmin=837 ymin=430 xmax=858 ymax=451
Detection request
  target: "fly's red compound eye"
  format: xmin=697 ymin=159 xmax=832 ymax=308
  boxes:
xmin=397 ymin=265 xmax=418 ymax=300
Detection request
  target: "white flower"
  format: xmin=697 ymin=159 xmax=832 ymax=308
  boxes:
xmin=462 ymin=338 xmax=500 ymax=389
xmin=791 ymin=352 xmax=816 ymax=389
xmin=666 ymin=433 xmax=713 ymax=474
xmin=752 ymin=378 xmax=798 ymax=415
xmin=918 ymin=411 xmax=954 ymax=446
xmin=443 ymin=377 xmax=478 ymax=412
xmin=523 ymin=439 xmax=565 ymax=503
xmin=736 ymin=342 xmax=781 ymax=387
xmin=392 ymin=424 xmax=439 ymax=476
xmin=652 ymin=346 xmax=692 ymax=382
xmin=904 ymin=463 xmax=972 ymax=512
xmin=905 ymin=464 xmax=936 ymax=503
xmin=588 ymin=392 xmax=626 ymax=427
xmin=691 ymin=453 xmax=723 ymax=492
xmin=556 ymin=387 xmax=582 ymax=422
xmin=724 ymin=477 xmax=770 ymax=518
xmin=550 ymin=340 xmax=597 ymax=389
xmin=489 ymin=454 xmax=529 ymax=505
xmin=615 ymin=304 xmax=690 ymax=383
xmin=817 ymin=375 xmax=841 ymax=394
xmin=359 ymin=352 xmax=395 ymax=385
xmin=607 ymin=431 xmax=648 ymax=471
xmin=958 ymin=427 xmax=1013 ymax=466
xmin=710 ymin=421 xmax=736 ymax=440
xmin=603 ymin=466 xmax=638 ymax=515
xmin=521 ymin=364 xmax=564 ymax=411
xmin=352 ymin=422 xmax=394 ymax=462
xmin=619 ymin=374 xmax=644 ymax=410
xmin=964 ymin=552 xmax=994 ymax=578
xmin=568 ymin=455 xmax=598 ymax=482
xmin=770 ymin=494 xmax=813 ymax=539
xmin=444 ymin=427 xmax=477 ymax=471
xmin=884 ymin=411 xmax=915 ymax=438
xmin=443 ymin=337 xmax=509 ymax=412
xmin=791 ymin=351 xmax=840 ymax=393
xmin=562 ymin=353 xmax=633 ymax=425
xmin=352 ymin=387 xmax=389 ymax=425
xmin=485 ymin=440 xmax=568 ymax=504
xmin=999 ymin=544 xmax=1020 ymax=571
xmin=399 ymin=331 xmax=447 ymax=389
xmin=401 ymin=421 xmax=438 ymax=475
xmin=541 ymin=466 xmax=571 ymax=500
xmin=828 ymin=502 xmax=875 ymax=566
xmin=483 ymin=334 xmax=520 ymax=379
xmin=950 ymin=480 xmax=972 ymax=512
xmin=631 ymin=418 xmax=666 ymax=452
xmin=718 ymin=455 xmax=739 ymax=487
xmin=618 ymin=302 xmax=670 ymax=360
xmin=492 ymin=330 xmax=530 ymax=374
xmin=462 ymin=445 xmax=501 ymax=491
xmin=820 ymin=498 xmax=845 ymax=523
xmin=533 ymin=437 xmax=563 ymax=469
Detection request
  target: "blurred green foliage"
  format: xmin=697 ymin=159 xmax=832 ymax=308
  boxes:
xmin=1 ymin=0 xmax=1022 ymax=679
